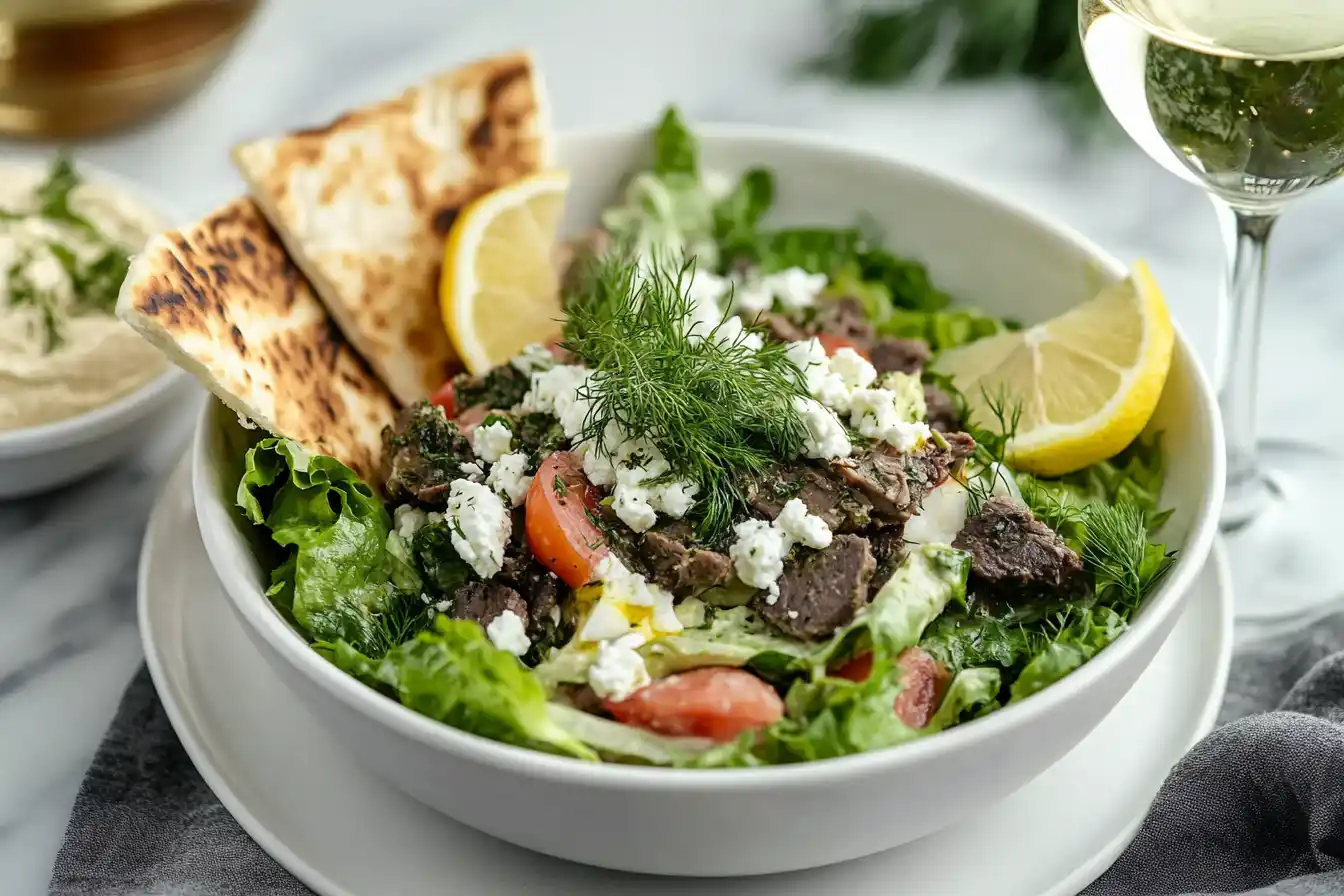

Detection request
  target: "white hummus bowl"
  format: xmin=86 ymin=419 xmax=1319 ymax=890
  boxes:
xmin=0 ymin=160 xmax=195 ymax=500
xmin=192 ymin=125 xmax=1225 ymax=877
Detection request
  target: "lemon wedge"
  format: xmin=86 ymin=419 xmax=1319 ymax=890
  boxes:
xmin=934 ymin=261 xmax=1174 ymax=477
xmin=441 ymin=170 xmax=572 ymax=374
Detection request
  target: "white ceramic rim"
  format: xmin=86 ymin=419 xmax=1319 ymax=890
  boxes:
xmin=0 ymin=157 xmax=190 ymax=457
xmin=144 ymin=455 xmax=1234 ymax=895
xmin=194 ymin=120 xmax=1228 ymax=789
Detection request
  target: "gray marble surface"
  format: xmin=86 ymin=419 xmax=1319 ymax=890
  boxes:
xmin=2 ymin=0 xmax=1340 ymax=892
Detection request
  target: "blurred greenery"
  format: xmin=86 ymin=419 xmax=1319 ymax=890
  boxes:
xmin=810 ymin=0 xmax=1108 ymax=136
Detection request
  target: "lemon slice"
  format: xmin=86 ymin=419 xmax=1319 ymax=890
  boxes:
xmin=441 ymin=170 xmax=572 ymax=374
xmin=934 ymin=261 xmax=1174 ymax=477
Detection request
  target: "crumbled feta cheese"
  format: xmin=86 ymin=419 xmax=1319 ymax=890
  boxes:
xmin=472 ymin=420 xmax=514 ymax=464
xmin=393 ymin=504 xmax=430 ymax=539
xmin=486 ymin=451 xmax=533 ymax=507
xmin=486 ymin=609 xmax=531 ymax=656
xmin=794 ymin=396 xmax=852 ymax=461
xmin=787 ymin=610 xmax=799 ymax=620
xmin=446 ymin=480 xmax=511 ymax=579
xmin=652 ymin=479 xmax=698 ymax=519
xmin=682 ymin=268 xmax=731 ymax=341
xmin=729 ymin=500 xmax=833 ymax=604
xmin=460 ymin=461 xmax=486 ymax=483
xmin=434 ymin=599 xmax=451 ymax=613
xmin=785 ymin=338 xmax=829 ymax=394
xmin=588 ymin=633 xmax=651 ymax=701
xmin=828 ymin=347 xmax=877 ymax=392
xmin=612 ymin=486 xmax=658 ymax=533
xmin=520 ymin=364 xmax=589 ymax=416
xmin=775 ymin=497 xmax=834 ymax=550
xmin=510 ymin=343 xmax=556 ymax=375
xmin=766 ymin=267 xmax=829 ymax=310
xmin=729 ymin=519 xmax=790 ymax=604
xmin=731 ymin=276 xmax=774 ymax=314
xmin=849 ymin=388 xmax=932 ymax=452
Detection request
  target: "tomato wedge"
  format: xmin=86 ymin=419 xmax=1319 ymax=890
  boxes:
xmin=526 ymin=452 xmax=608 ymax=588
xmin=428 ymin=380 xmax=457 ymax=417
xmin=832 ymin=647 xmax=951 ymax=729
xmin=816 ymin=333 xmax=870 ymax=360
xmin=604 ymin=668 xmax=785 ymax=742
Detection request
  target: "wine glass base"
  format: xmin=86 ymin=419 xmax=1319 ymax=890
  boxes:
xmin=1222 ymin=440 xmax=1344 ymax=621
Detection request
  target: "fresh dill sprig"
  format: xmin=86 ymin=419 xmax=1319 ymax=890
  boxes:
xmin=963 ymin=384 xmax=1024 ymax=514
xmin=1079 ymin=502 xmax=1174 ymax=608
xmin=564 ymin=249 xmax=809 ymax=537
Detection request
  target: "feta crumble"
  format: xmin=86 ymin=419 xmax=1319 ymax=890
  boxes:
xmin=459 ymin=461 xmax=486 ymax=483
xmin=486 ymin=451 xmax=533 ymax=507
xmin=486 ymin=609 xmax=531 ymax=657
xmin=768 ymin=267 xmax=829 ymax=310
xmin=728 ymin=497 xmax=834 ymax=604
xmin=588 ymin=632 xmax=651 ymax=701
xmin=794 ymin=396 xmax=852 ymax=461
xmin=472 ymin=419 xmax=514 ymax=464
xmin=849 ymin=373 xmax=931 ymax=452
xmin=446 ymin=480 xmax=511 ymax=580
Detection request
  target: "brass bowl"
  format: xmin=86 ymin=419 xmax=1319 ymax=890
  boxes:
xmin=0 ymin=0 xmax=261 ymax=139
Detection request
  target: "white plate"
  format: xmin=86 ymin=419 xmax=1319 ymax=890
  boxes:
xmin=140 ymin=461 xmax=1233 ymax=895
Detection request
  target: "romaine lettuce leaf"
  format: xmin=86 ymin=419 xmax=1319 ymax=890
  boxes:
xmin=238 ymin=438 xmax=396 ymax=651
xmin=319 ymin=617 xmax=597 ymax=761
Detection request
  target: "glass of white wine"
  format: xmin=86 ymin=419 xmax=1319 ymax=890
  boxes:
xmin=1079 ymin=0 xmax=1344 ymax=618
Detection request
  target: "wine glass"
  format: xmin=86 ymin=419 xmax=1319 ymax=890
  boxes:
xmin=1079 ymin=0 xmax=1344 ymax=619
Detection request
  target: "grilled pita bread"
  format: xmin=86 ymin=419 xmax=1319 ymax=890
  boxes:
xmin=232 ymin=50 xmax=551 ymax=404
xmin=116 ymin=196 xmax=397 ymax=482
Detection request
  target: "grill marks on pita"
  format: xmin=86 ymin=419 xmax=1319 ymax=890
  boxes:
xmin=231 ymin=50 xmax=551 ymax=403
xmin=115 ymin=197 xmax=396 ymax=481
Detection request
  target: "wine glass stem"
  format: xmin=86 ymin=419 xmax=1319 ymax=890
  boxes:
xmin=1215 ymin=202 xmax=1278 ymax=530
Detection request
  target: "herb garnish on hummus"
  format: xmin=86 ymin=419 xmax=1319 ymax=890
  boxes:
xmin=0 ymin=154 xmax=166 ymax=431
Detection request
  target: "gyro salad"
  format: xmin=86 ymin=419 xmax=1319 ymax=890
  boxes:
xmin=227 ymin=107 xmax=1178 ymax=767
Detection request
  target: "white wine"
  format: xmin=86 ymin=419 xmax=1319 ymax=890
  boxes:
xmin=1082 ymin=0 xmax=1344 ymax=209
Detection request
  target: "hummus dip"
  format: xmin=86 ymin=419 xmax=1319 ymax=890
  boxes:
xmin=0 ymin=157 xmax=166 ymax=431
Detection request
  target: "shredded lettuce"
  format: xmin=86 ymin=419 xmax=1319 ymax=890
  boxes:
xmin=319 ymin=618 xmax=598 ymax=762
xmin=238 ymin=438 xmax=399 ymax=652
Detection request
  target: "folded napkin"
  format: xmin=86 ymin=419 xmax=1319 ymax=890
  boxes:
xmin=51 ymin=608 xmax=1344 ymax=896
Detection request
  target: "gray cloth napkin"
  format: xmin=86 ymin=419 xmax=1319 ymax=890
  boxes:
xmin=50 ymin=610 xmax=1344 ymax=896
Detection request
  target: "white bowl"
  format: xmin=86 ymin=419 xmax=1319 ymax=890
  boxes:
xmin=0 ymin=161 xmax=195 ymax=500
xmin=192 ymin=124 xmax=1225 ymax=877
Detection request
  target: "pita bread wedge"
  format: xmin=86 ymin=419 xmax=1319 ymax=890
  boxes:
xmin=116 ymin=196 xmax=397 ymax=482
xmin=232 ymin=49 xmax=551 ymax=404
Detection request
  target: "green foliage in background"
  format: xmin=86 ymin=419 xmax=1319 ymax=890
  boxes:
xmin=810 ymin=0 xmax=1107 ymax=135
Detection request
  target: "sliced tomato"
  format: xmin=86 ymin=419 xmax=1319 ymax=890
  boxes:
xmin=604 ymin=668 xmax=785 ymax=742
xmin=831 ymin=647 xmax=951 ymax=729
xmin=428 ymin=380 xmax=457 ymax=417
xmin=526 ymin=452 xmax=608 ymax=588
xmin=816 ymin=333 xmax=870 ymax=360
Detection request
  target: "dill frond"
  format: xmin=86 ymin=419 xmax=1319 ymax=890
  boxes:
xmin=564 ymin=249 xmax=809 ymax=537
xmin=964 ymin=385 xmax=1024 ymax=514
xmin=1079 ymin=502 xmax=1173 ymax=608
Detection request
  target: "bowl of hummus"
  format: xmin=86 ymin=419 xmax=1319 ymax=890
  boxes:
xmin=0 ymin=155 xmax=192 ymax=499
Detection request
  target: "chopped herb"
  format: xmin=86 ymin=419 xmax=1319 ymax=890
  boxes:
xmin=8 ymin=252 xmax=63 ymax=353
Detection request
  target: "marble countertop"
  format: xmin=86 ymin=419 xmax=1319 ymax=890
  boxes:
xmin=4 ymin=0 xmax=1342 ymax=892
